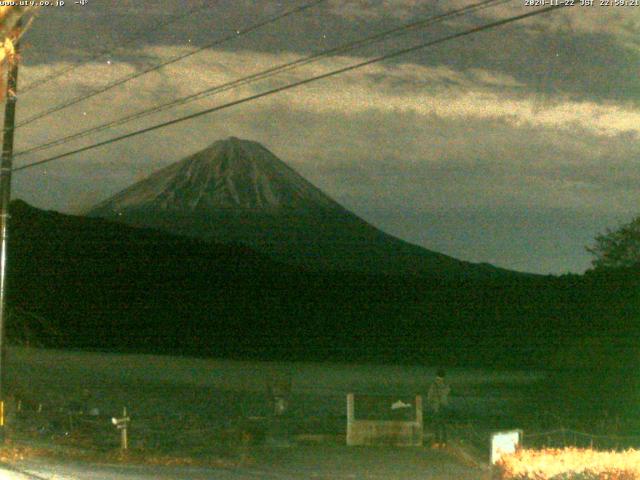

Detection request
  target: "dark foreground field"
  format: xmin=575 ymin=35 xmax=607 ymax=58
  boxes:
xmin=4 ymin=346 xmax=638 ymax=479
xmin=5 ymin=347 xmax=543 ymax=453
xmin=2 ymin=346 xmax=538 ymax=478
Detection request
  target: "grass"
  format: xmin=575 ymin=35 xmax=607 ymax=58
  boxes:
xmin=1 ymin=435 xmax=253 ymax=469
xmin=1 ymin=345 xmax=576 ymax=473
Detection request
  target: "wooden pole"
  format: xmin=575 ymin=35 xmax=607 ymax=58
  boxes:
xmin=346 ymin=393 xmax=354 ymax=446
xmin=415 ymin=395 xmax=423 ymax=446
xmin=0 ymin=16 xmax=21 ymax=443
xmin=121 ymin=407 xmax=128 ymax=451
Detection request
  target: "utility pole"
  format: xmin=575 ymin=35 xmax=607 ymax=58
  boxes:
xmin=0 ymin=16 xmax=21 ymax=442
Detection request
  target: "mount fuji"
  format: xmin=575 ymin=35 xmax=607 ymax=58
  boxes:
xmin=88 ymin=137 xmax=515 ymax=277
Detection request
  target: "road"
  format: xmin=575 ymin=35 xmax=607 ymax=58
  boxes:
xmin=3 ymin=445 xmax=489 ymax=479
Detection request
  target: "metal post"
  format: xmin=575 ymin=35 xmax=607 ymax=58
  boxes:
xmin=0 ymin=17 xmax=21 ymax=443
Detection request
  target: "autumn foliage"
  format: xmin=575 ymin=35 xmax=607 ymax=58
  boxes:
xmin=496 ymin=448 xmax=640 ymax=479
xmin=0 ymin=6 xmax=31 ymax=99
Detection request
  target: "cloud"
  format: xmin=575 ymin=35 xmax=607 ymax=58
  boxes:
xmin=74 ymin=47 xmax=637 ymax=138
xmin=17 ymin=46 xmax=639 ymax=203
xmin=328 ymin=0 xmax=640 ymax=52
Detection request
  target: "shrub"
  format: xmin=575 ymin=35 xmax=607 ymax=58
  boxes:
xmin=496 ymin=447 xmax=640 ymax=479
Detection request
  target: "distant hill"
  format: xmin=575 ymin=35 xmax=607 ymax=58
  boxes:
xmin=7 ymin=199 xmax=283 ymax=355
xmin=88 ymin=137 xmax=525 ymax=279
xmin=6 ymin=200 xmax=637 ymax=370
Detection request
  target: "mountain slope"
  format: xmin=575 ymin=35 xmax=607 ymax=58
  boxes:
xmin=88 ymin=136 xmax=521 ymax=278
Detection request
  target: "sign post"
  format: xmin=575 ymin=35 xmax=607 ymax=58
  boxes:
xmin=112 ymin=407 xmax=130 ymax=451
xmin=491 ymin=430 xmax=522 ymax=465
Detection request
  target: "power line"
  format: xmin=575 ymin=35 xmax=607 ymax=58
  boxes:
xmin=20 ymin=2 xmax=215 ymax=95
xmin=15 ymin=0 xmax=509 ymax=158
xmin=13 ymin=5 xmax=566 ymax=174
xmin=15 ymin=0 xmax=328 ymax=128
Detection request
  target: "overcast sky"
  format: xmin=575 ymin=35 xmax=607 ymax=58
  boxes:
xmin=8 ymin=0 xmax=640 ymax=274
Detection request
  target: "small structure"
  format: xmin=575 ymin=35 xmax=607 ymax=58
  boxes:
xmin=346 ymin=393 xmax=423 ymax=446
xmin=491 ymin=430 xmax=522 ymax=464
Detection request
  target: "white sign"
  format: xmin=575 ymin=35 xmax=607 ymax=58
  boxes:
xmin=391 ymin=400 xmax=411 ymax=410
xmin=491 ymin=430 xmax=522 ymax=464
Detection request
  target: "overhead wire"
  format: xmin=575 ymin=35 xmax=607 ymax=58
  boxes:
xmin=15 ymin=0 xmax=510 ymax=158
xmin=20 ymin=2 xmax=215 ymax=94
xmin=13 ymin=4 xmax=567 ymax=173
xmin=15 ymin=0 xmax=328 ymax=128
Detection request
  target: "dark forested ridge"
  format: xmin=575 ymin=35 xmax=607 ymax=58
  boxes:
xmin=6 ymin=200 xmax=639 ymax=372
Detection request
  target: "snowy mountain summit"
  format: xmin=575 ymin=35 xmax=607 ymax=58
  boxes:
xmin=90 ymin=137 xmax=340 ymax=215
